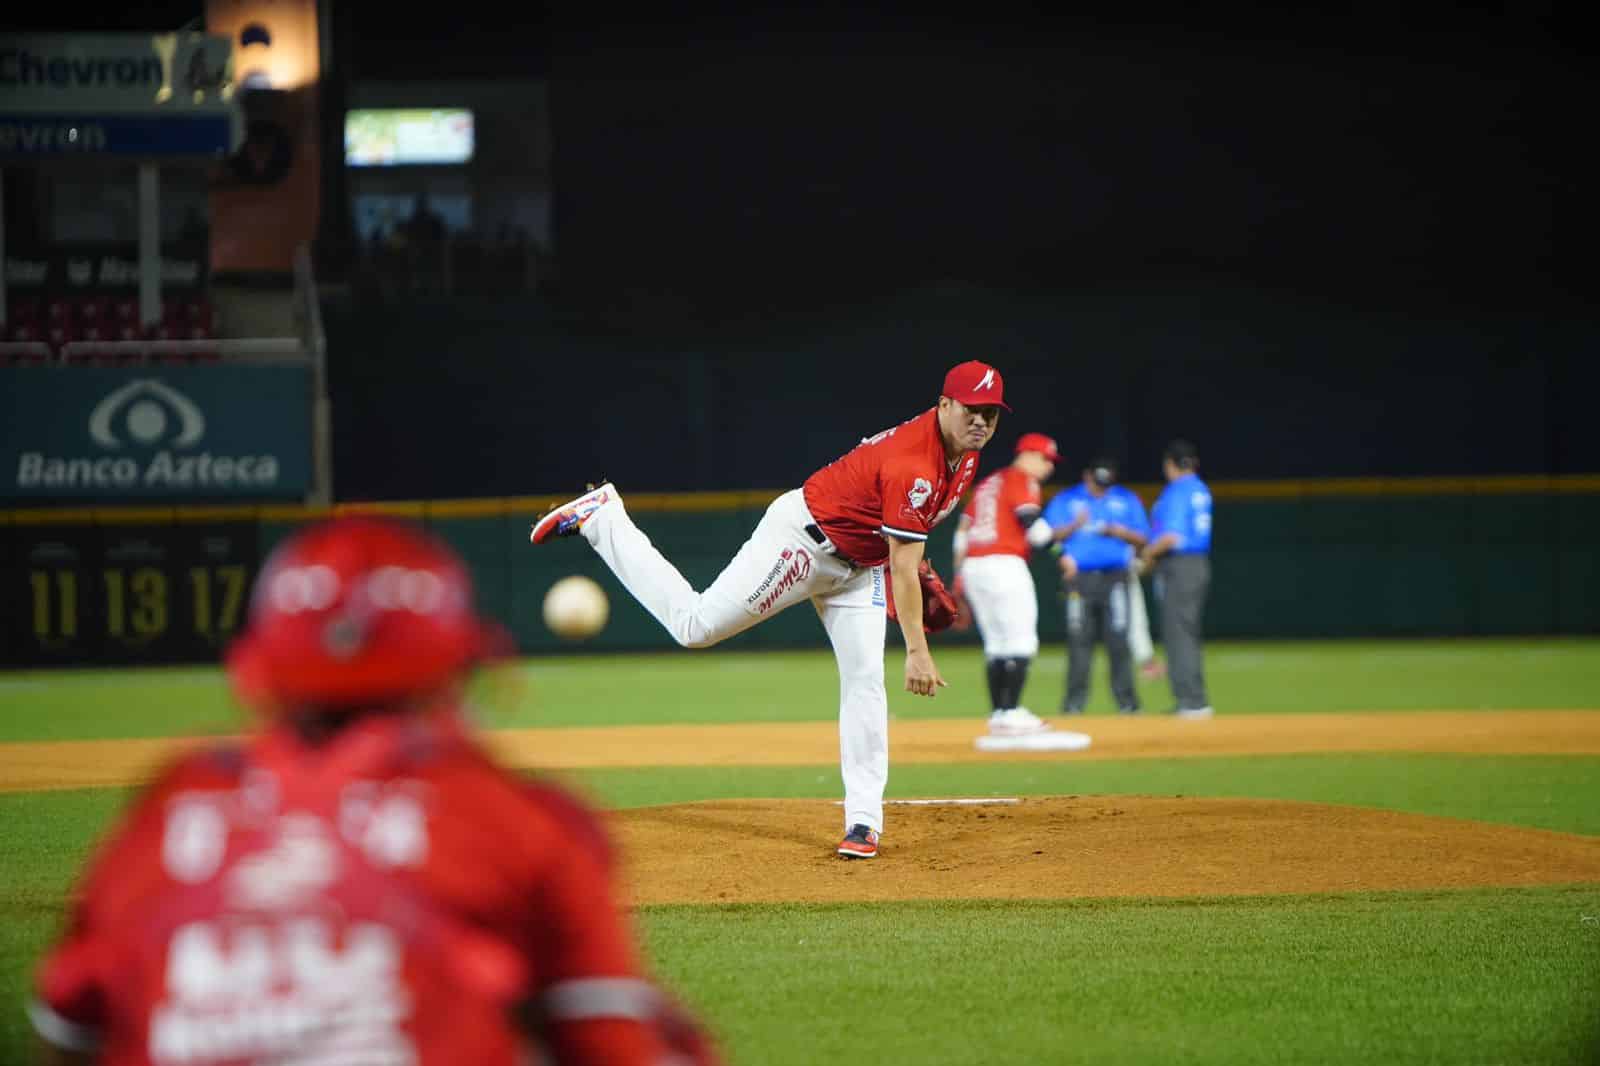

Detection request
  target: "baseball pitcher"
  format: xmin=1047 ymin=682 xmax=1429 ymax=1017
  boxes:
xmin=951 ymin=432 xmax=1061 ymax=736
xmin=530 ymin=360 xmax=1007 ymax=859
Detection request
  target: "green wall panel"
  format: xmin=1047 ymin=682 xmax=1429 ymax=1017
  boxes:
xmin=16 ymin=490 xmax=1590 ymax=664
xmin=302 ymin=491 xmax=1600 ymax=648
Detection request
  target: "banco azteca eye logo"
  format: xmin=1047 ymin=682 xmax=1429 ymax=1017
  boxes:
xmin=88 ymin=380 xmax=206 ymax=450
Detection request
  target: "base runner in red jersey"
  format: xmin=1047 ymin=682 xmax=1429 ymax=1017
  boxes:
xmin=531 ymin=361 xmax=1008 ymax=858
xmin=30 ymin=517 xmax=720 ymax=1066
xmin=952 ymin=432 xmax=1062 ymax=737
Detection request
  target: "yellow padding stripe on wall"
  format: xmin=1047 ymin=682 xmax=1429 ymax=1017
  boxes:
xmin=3 ymin=474 xmax=1598 ymax=526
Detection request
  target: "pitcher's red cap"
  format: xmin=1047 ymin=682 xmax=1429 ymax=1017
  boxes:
xmin=1014 ymin=432 xmax=1059 ymax=462
xmin=941 ymin=360 xmax=1010 ymax=411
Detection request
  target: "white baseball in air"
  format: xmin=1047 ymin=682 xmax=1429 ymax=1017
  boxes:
xmin=543 ymin=575 xmax=609 ymax=640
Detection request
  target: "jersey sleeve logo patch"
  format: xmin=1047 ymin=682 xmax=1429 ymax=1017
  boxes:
xmin=908 ymin=477 xmax=933 ymax=510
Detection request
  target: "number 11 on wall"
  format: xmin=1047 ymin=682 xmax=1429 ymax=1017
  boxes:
xmin=29 ymin=570 xmax=79 ymax=643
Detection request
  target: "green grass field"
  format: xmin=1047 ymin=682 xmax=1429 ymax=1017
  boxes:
xmin=2 ymin=637 xmax=1598 ymax=1064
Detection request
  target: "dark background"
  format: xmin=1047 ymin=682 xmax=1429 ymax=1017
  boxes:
xmin=331 ymin=5 xmax=1591 ymax=497
xmin=10 ymin=5 xmax=1591 ymax=496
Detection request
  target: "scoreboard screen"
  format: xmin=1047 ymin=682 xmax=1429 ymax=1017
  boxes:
xmin=3 ymin=522 xmax=260 ymax=668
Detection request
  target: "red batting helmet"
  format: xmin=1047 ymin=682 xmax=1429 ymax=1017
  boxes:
xmin=226 ymin=516 xmax=505 ymax=710
xmin=1014 ymin=432 xmax=1060 ymax=462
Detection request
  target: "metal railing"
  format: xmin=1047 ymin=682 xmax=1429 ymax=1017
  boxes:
xmin=293 ymin=244 xmax=334 ymax=506
xmin=2 ymin=337 xmax=307 ymax=364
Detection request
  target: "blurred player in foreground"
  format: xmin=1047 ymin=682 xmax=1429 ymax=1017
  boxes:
xmin=531 ymin=361 xmax=1006 ymax=859
xmin=951 ymin=432 xmax=1061 ymax=736
xmin=30 ymin=516 xmax=718 ymax=1066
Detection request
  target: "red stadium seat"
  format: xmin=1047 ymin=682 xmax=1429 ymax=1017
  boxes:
xmin=185 ymin=298 xmax=216 ymax=333
xmin=45 ymin=322 xmax=78 ymax=355
xmin=7 ymin=296 xmax=42 ymax=325
xmin=75 ymin=296 xmax=111 ymax=327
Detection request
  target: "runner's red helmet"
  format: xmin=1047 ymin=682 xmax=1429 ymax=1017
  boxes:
xmin=226 ymin=516 xmax=504 ymax=709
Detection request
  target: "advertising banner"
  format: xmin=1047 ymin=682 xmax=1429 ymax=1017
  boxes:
xmin=1 ymin=365 xmax=310 ymax=500
xmin=0 ymin=33 xmax=240 ymax=158
xmin=4 ymin=244 xmax=205 ymax=292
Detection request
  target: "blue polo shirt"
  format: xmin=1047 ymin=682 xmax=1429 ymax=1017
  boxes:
xmin=1151 ymin=473 xmax=1213 ymax=554
xmin=1041 ymin=484 xmax=1150 ymax=571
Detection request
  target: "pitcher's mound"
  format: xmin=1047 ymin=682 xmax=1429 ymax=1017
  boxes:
xmin=609 ymin=795 xmax=1600 ymax=905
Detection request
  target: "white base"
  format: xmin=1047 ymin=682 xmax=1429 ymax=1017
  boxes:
xmin=974 ymin=731 xmax=1092 ymax=753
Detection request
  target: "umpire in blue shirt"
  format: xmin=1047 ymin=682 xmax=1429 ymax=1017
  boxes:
xmin=1138 ymin=439 xmax=1214 ymax=719
xmin=1041 ymin=456 xmax=1150 ymax=714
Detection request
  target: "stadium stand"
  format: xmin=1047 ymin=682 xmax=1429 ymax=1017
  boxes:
xmin=2 ymin=291 xmax=220 ymax=366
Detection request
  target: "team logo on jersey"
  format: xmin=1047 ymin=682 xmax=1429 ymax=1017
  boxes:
xmin=908 ymin=478 xmax=933 ymax=510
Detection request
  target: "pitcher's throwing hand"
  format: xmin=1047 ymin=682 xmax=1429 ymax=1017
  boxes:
xmin=905 ymin=646 xmax=948 ymax=696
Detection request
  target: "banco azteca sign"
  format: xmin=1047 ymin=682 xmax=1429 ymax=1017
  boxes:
xmin=15 ymin=378 xmax=282 ymax=491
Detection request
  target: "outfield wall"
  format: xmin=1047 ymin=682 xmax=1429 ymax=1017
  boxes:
xmin=4 ymin=475 xmax=1596 ymax=667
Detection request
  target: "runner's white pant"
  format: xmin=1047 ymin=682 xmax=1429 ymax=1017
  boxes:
xmin=959 ymin=554 xmax=1039 ymax=658
xmin=582 ymin=488 xmax=890 ymax=834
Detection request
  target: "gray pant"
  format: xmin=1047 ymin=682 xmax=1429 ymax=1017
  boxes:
xmin=1156 ymin=553 xmax=1211 ymax=709
xmin=1063 ymin=568 xmax=1139 ymax=712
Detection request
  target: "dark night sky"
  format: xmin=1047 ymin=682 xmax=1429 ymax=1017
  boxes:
xmin=533 ymin=7 xmax=1581 ymax=311
xmin=5 ymin=5 xmax=1583 ymax=310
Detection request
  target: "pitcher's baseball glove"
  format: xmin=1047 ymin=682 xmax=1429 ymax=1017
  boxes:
xmin=885 ymin=560 xmax=962 ymax=634
xmin=949 ymin=573 xmax=973 ymax=632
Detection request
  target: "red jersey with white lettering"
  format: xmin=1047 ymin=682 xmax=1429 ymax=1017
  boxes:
xmin=961 ymin=465 xmax=1044 ymax=560
xmin=802 ymin=408 xmax=980 ymax=567
xmin=31 ymin=711 xmax=717 ymax=1066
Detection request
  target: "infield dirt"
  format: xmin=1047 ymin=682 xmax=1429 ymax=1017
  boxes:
xmin=3 ymin=709 xmax=1596 ymax=793
xmin=5 ymin=710 xmax=1598 ymax=902
xmin=607 ymin=795 xmax=1600 ymax=904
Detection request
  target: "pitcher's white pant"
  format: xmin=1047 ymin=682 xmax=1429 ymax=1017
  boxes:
xmin=959 ymin=554 xmax=1039 ymax=658
xmin=582 ymin=488 xmax=890 ymax=834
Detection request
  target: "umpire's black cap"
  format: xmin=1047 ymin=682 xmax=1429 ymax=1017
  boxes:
xmin=1086 ymin=456 xmax=1117 ymax=487
xmin=1163 ymin=439 xmax=1200 ymax=469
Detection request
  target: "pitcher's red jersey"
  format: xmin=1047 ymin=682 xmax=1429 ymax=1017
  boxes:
xmin=803 ymin=408 xmax=979 ymax=567
xmin=961 ymin=466 xmax=1044 ymax=560
xmin=31 ymin=712 xmax=711 ymax=1066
